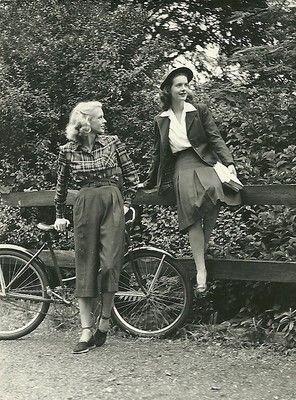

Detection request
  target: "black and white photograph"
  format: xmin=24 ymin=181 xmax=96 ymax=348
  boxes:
xmin=0 ymin=0 xmax=295 ymax=399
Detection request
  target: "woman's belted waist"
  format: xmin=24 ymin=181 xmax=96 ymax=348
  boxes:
xmin=81 ymin=178 xmax=120 ymax=188
xmin=74 ymin=166 xmax=123 ymax=189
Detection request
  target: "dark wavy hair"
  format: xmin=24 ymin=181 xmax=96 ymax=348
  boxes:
xmin=159 ymin=73 xmax=194 ymax=111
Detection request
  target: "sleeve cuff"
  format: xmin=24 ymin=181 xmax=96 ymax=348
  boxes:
xmin=56 ymin=213 xmax=64 ymax=219
xmin=55 ymin=205 xmax=65 ymax=219
xmin=124 ymin=200 xmax=131 ymax=208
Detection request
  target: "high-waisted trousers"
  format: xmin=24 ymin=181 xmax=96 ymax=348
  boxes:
xmin=73 ymin=185 xmax=125 ymax=297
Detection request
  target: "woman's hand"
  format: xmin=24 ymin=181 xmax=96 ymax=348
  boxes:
xmin=228 ymin=164 xmax=237 ymax=176
xmin=124 ymin=205 xmax=130 ymax=215
xmin=54 ymin=218 xmax=70 ymax=232
xmin=137 ymin=182 xmax=155 ymax=191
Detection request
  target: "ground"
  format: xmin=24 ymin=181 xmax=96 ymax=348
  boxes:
xmin=1 ymin=329 xmax=296 ymax=400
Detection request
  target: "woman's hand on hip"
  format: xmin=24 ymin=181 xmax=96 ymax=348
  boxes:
xmin=228 ymin=164 xmax=237 ymax=176
xmin=54 ymin=218 xmax=70 ymax=232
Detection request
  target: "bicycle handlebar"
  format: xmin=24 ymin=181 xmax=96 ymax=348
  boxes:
xmin=125 ymin=206 xmax=136 ymax=226
xmin=36 ymin=223 xmax=55 ymax=232
xmin=36 ymin=206 xmax=136 ymax=232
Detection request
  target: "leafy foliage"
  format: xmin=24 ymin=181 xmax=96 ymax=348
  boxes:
xmin=133 ymin=1 xmax=296 ymax=332
xmin=0 ymin=0 xmax=168 ymax=190
xmin=275 ymin=308 xmax=296 ymax=348
xmin=0 ymin=0 xmax=295 ymax=334
xmin=111 ymin=0 xmax=269 ymax=59
xmin=0 ymin=200 xmax=38 ymax=247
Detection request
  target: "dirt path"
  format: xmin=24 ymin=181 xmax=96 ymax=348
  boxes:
xmin=1 ymin=330 xmax=296 ymax=400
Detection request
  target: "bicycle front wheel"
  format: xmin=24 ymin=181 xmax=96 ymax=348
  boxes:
xmin=113 ymin=249 xmax=193 ymax=337
xmin=0 ymin=249 xmax=50 ymax=340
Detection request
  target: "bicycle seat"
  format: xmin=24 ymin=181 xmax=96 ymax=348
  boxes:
xmin=36 ymin=223 xmax=55 ymax=232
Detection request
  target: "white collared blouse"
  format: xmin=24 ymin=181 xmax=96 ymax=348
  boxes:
xmin=160 ymin=102 xmax=197 ymax=154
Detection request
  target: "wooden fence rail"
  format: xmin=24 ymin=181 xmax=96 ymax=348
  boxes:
xmin=1 ymin=185 xmax=296 ymax=207
xmin=1 ymin=184 xmax=296 ymax=283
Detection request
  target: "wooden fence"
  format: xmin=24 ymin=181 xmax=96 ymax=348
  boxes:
xmin=1 ymin=184 xmax=296 ymax=283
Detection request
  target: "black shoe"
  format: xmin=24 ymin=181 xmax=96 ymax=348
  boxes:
xmin=73 ymin=337 xmax=96 ymax=354
xmin=93 ymin=328 xmax=107 ymax=347
xmin=94 ymin=315 xmax=110 ymax=347
xmin=73 ymin=327 xmax=96 ymax=354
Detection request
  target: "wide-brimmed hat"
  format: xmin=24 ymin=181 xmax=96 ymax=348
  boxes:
xmin=160 ymin=66 xmax=193 ymax=90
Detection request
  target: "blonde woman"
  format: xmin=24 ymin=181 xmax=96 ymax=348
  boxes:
xmin=54 ymin=101 xmax=139 ymax=353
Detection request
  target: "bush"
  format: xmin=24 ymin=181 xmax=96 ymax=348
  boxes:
xmin=0 ymin=1 xmax=295 ymax=332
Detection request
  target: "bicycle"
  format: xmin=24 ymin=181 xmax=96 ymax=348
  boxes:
xmin=0 ymin=207 xmax=193 ymax=340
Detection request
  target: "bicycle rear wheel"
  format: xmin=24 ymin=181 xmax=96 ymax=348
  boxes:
xmin=112 ymin=248 xmax=193 ymax=337
xmin=0 ymin=249 xmax=50 ymax=340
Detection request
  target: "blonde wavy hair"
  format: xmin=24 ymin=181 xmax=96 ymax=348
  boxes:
xmin=65 ymin=101 xmax=103 ymax=141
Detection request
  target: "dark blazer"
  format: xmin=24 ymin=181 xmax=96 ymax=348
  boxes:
xmin=144 ymin=103 xmax=234 ymax=193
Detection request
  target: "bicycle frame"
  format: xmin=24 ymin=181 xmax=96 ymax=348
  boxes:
xmin=0 ymin=231 xmax=69 ymax=304
xmin=1 ymin=210 xmax=176 ymax=305
xmin=1 ymin=207 xmax=192 ymax=339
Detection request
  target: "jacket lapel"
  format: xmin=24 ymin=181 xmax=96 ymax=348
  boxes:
xmin=155 ymin=116 xmax=172 ymax=167
xmin=185 ymin=110 xmax=197 ymax=135
xmin=156 ymin=116 xmax=170 ymax=151
xmin=156 ymin=116 xmax=170 ymax=139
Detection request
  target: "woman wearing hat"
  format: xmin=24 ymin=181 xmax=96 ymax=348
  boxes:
xmin=54 ymin=101 xmax=139 ymax=353
xmin=141 ymin=67 xmax=241 ymax=293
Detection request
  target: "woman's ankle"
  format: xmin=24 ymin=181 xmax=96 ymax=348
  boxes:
xmin=196 ymin=269 xmax=207 ymax=287
xmin=98 ymin=315 xmax=110 ymax=333
xmin=79 ymin=326 xmax=93 ymax=342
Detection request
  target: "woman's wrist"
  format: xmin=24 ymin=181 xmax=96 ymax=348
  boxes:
xmin=56 ymin=213 xmax=64 ymax=219
xmin=140 ymin=179 xmax=155 ymax=189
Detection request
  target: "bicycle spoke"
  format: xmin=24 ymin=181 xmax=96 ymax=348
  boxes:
xmin=0 ymin=252 xmax=49 ymax=339
xmin=115 ymin=298 xmax=144 ymax=319
xmin=0 ymin=263 xmax=6 ymax=294
xmin=113 ymin=250 xmax=192 ymax=336
xmin=147 ymin=254 xmax=165 ymax=293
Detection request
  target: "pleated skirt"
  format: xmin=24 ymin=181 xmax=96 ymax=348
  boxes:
xmin=173 ymin=148 xmax=241 ymax=233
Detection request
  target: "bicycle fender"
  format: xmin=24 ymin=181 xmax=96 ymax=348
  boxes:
xmin=0 ymin=243 xmax=40 ymax=258
xmin=125 ymin=246 xmax=176 ymax=260
xmin=0 ymin=244 xmax=59 ymax=287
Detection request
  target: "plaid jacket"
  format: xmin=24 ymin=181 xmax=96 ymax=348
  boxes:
xmin=55 ymin=134 xmax=139 ymax=218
